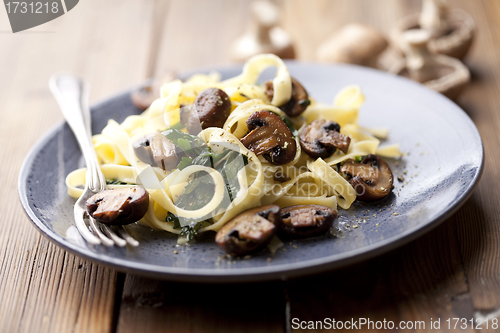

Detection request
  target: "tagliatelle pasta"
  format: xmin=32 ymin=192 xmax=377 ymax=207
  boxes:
xmin=66 ymin=54 xmax=402 ymax=243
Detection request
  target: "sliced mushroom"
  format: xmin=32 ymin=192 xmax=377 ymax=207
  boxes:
xmin=181 ymin=87 xmax=232 ymax=134
xmin=230 ymin=0 xmax=295 ymax=62
xmin=132 ymin=133 xmax=179 ymax=171
xmin=300 ymin=119 xmax=351 ymax=159
xmin=265 ymin=77 xmax=310 ymax=117
xmin=215 ymin=205 xmax=281 ymax=256
xmin=317 ymin=23 xmax=388 ymax=68
xmin=340 ymin=154 xmax=393 ymax=202
xmin=240 ymin=110 xmax=297 ymax=165
xmin=86 ymin=186 xmax=149 ymax=225
xmin=390 ymin=0 xmax=475 ymax=59
xmin=390 ymin=29 xmax=470 ymax=100
xmin=279 ymin=205 xmax=337 ymax=238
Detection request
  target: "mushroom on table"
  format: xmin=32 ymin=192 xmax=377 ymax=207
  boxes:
xmin=390 ymin=0 xmax=475 ymax=60
xmin=389 ymin=29 xmax=470 ymax=100
xmin=231 ymin=0 xmax=295 ymax=62
xmin=317 ymin=23 xmax=388 ymax=68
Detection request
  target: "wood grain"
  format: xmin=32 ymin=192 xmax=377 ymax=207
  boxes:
xmin=0 ymin=0 xmax=155 ymax=332
xmin=2 ymin=0 xmax=500 ymax=332
xmin=116 ymin=275 xmax=285 ymax=333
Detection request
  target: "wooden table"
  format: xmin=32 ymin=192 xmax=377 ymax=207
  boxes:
xmin=1 ymin=0 xmax=499 ymax=332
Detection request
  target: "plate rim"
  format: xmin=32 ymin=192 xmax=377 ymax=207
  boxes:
xmin=18 ymin=62 xmax=484 ymax=283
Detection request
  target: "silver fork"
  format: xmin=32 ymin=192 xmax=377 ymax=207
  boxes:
xmin=50 ymin=74 xmax=139 ymax=247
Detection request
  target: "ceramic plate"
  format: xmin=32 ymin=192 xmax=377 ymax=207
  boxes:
xmin=18 ymin=62 xmax=483 ymax=282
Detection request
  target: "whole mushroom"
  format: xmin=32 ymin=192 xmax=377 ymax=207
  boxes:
xmin=231 ymin=0 xmax=295 ymax=62
xmin=216 ymin=205 xmax=281 ymax=256
xmin=317 ymin=23 xmax=388 ymax=68
xmin=86 ymin=186 xmax=149 ymax=225
xmin=390 ymin=0 xmax=475 ymax=59
xmin=279 ymin=205 xmax=337 ymax=238
xmin=181 ymin=87 xmax=232 ymax=134
xmin=390 ymin=29 xmax=470 ymax=100
xmin=240 ymin=110 xmax=297 ymax=165
xmin=300 ymin=119 xmax=351 ymax=159
xmin=340 ymin=154 xmax=394 ymax=202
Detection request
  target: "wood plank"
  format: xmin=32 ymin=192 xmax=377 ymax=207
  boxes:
xmin=0 ymin=0 xmax=156 ymax=332
xmin=287 ymin=218 xmax=475 ymax=333
xmin=117 ymin=275 xmax=285 ymax=333
xmin=452 ymin=0 xmax=500 ymax=318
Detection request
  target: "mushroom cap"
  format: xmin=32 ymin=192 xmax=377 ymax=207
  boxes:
xmin=317 ymin=23 xmax=388 ymax=67
xmin=340 ymin=154 xmax=394 ymax=202
xmin=240 ymin=110 xmax=297 ymax=165
xmin=86 ymin=186 xmax=150 ymax=225
xmin=299 ymin=119 xmax=351 ymax=159
xmin=279 ymin=205 xmax=337 ymax=238
xmin=390 ymin=9 xmax=475 ymax=60
xmin=215 ymin=205 xmax=281 ymax=256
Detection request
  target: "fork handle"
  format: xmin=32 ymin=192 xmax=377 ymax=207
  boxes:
xmin=49 ymin=74 xmax=105 ymax=191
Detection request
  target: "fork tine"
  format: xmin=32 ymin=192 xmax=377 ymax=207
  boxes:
xmin=88 ymin=216 xmax=114 ymax=246
xmin=117 ymin=226 xmax=140 ymax=247
xmin=101 ymin=225 xmax=127 ymax=247
xmin=74 ymin=206 xmax=101 ymax=245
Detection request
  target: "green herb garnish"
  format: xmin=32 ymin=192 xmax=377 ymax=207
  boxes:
xmin=106 ymin=179 xmax=132 ymax=185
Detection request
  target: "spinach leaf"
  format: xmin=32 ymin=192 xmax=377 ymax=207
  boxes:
xmin=162 ymin=128 xmax=207 ymax=155
xmin=106 ymin=179 xmax=133 ymax=185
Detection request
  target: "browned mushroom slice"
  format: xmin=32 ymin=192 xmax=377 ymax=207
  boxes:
xmin=132 ymin=133 xmax=179 ymax=171
xmin=86 ymin=186 xmax=149 ymax=225
xmin=300 ymin=119 xmax=351 ymax=159
xmin=340 ymin=154 xmax=393 ymax=202
xmin=181 ymin=87 xmax=232 ymax=134
xmin=279 ymin=205 xmax=337 ymax=238
xmin=265 ymin=77 xmax=310 ymax=117
xmin=240 ymin=110 xmax=297 ymax=165
xmin=215 ymin=205 xmax=281 ymax=256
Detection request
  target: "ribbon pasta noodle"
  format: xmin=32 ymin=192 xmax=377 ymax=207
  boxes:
xmin=66 ymin=54 xmax=402 ymax=243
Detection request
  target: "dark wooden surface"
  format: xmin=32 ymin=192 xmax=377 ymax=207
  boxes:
xmin=1 ymin=0 xmax=499 ymax=332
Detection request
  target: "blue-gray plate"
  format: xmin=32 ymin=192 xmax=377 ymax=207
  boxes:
xmin=18 ymin=62 xmax=484 ymax=282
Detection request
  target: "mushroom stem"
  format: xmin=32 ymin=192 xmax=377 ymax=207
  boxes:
xmin=403 ymin=30 xmax=440 ymax=83
xmin=419 ymin=0 xmax=450 ymax=38
xmin=391 ymin=29 xmax=470 ymax=100
xmin=230 ymin=0 xmax=295 ymax=62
